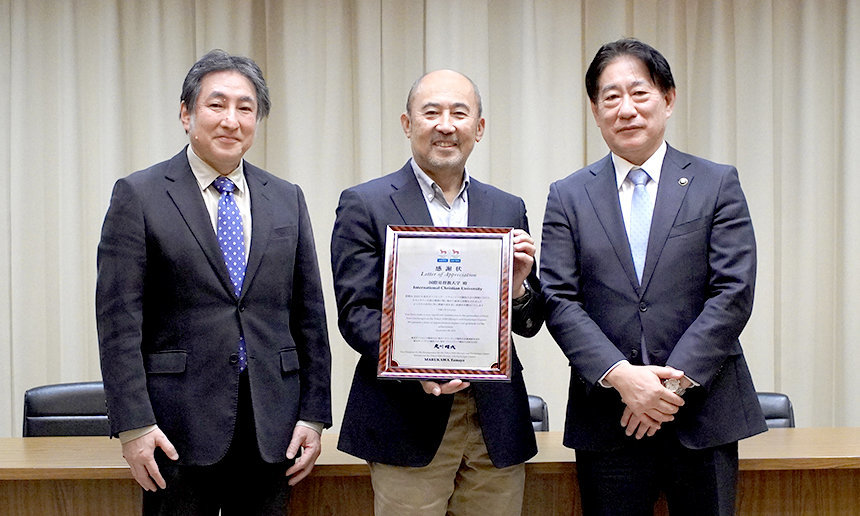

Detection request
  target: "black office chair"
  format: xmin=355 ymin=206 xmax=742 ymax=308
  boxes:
xmin=528 ymin=394 xmax=549 ymax=432
xmin=756 ymin=391 xmax=796 ymax=428
xmin=23 ymin=381 xmax=111 ymax=437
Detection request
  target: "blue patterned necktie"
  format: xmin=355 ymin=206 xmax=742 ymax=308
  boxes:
xmin=628 ymin=168 xmax=652 ymax=284
xmin=213 ymin=176 xmax=247 ymax=372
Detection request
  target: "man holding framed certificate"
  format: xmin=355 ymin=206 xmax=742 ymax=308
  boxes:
xmin=331 ymin=69 xmax=543 ymax=516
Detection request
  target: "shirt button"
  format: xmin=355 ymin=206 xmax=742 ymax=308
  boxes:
xmin=639 ymin=302 xmax=648 ymax=312
xmin=229 ymin=353 xmax=239 ymax=365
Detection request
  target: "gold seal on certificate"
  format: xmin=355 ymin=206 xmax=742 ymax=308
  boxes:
xmin=378 ymin=225 xmax=514 ymax=381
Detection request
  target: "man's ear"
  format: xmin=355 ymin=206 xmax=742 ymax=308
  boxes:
xmin=400 ymin=112 xmax=412 ymax=138
xmin=590 ymin=101 xmax=600 ymax=125
xmin=180 ymin=102 xmax=192 ymax=133
xmin=474 ymin=117 xmax=486 ymax=142
xmin=663 ymin=88 xmax=677 ymax=118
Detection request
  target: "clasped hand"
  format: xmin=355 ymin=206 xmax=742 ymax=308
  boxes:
xmin=605 ymin=363 xmax=689 ymax=439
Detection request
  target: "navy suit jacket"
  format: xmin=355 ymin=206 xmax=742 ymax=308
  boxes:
xmin=96 ymin=148 xmax=332 ymax=465
xmin=540 ymin=145 xmax=766 ymax=452
xmin=331 ymin=162 xmax=543 ymax=468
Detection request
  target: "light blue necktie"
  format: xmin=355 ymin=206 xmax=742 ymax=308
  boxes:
xmin=628 ymin=168 xmax=652 ymax=364
xmin=213 ymin=176 xmax=247 ymax=372
xmin=628 ymin=168 xmax=652 ymax=284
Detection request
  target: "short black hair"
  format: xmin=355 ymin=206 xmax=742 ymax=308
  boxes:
xmin=180 ymin=49 xmax=270 ymax=120
xmin=585 ymin=38 xmax=675 ymax=103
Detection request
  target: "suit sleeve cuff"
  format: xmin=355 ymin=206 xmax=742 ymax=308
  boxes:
xmin=512 ymin=280 xmax=532 ymax=306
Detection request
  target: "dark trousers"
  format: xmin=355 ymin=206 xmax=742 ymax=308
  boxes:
xmin=575 ymin=430 xmax=738 ymax=516
xmin=142 ymin=371 xmax=291 ymax=515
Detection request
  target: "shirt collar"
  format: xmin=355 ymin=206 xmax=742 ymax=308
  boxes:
xmin=613 ymin=140 xmax=667 ymax=190
xmin=409 ymin=157 xmax=470 ymax=207
xmin=186 ymin=145 xmax=247 ymax=194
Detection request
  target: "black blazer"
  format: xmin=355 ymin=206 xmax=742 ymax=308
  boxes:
xmin=540 ymin=145 xmax=767 ymax=451
xmin=96 ymin=148 xmax=331 ymax=465
xmin=331 ymin=161 xmax=543 ymax=468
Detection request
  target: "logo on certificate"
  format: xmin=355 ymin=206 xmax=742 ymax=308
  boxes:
xmin=436 ymin=248 xmax=462 ymax=263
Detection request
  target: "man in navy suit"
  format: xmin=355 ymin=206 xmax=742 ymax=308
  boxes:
xmin=96 ymin=50 xmax=331 ymax=514
xmin=540 ymin=39 xmax=766 ymax=515
xmin=331 ymin=69 xmax=543 ymax=515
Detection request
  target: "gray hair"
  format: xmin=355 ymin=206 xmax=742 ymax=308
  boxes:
xmin=180 ymin=49 xmax=271 ymax=121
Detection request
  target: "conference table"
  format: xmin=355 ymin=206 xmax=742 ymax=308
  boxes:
xmin=1 ymin=428 xmax=858 ymax=514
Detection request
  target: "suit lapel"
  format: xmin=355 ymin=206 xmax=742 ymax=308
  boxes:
xmin=163 ymin=150 xmax=237 ymax=297
xmin=640 ymin=145 xmax=692 ymax=290
xmin=389 ymin=163 xmax=434 ymax=225
xmin=585 ymin=155 xmax=640 ymax=290
xmin=242 ymin=164 xmax=273 ymax=298
xmin=466 ymin=178 xmax=496 ymax=227
xmin=388 ymin=162 xmax=493 ymax=227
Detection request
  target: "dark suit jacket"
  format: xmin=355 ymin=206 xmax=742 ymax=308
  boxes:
xmin=540 ymin=145 xmax=766 ymax=452
xmin=331 ymin=161 xmax=543 ymax=468
xmin=96 ymin=148 xmax=331 ymax=465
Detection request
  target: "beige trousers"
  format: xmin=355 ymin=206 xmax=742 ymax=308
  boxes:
xmin=369 ymin=389 xmax=525 ymax=516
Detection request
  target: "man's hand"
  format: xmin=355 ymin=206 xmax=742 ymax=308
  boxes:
xmin=121 ymin=428 xmax=178 ymax=491
xmin=605 ymin=363 xmax=686 ymax=438
xmin=285 ymin=425 xmax=322 ymax=486
xmin=620 ymin=405 xmax=664 ymax=439
xmin=511 ymin=229 xmax=536 ymax=298
xmin=420 ymin=379 xmax=471 ymax=396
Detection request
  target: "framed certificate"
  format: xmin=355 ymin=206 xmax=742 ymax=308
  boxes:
xmin=378 ymin=226 xmax=513 ymax=381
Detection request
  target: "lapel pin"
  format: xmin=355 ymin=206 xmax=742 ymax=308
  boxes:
xmin=678 ymin=177 xmax=689 ymax=186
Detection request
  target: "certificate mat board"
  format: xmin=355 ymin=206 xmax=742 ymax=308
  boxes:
xmin=379 ymin=226 xmax=513 ymax=381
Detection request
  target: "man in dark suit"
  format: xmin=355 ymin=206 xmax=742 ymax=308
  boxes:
xmin=331 ymin=69 xmax=543 ymax=515
xmin=96 ymin=50 xmax=331 ymax=514
xmin=540 ymin=39 xmax=767 ymax=515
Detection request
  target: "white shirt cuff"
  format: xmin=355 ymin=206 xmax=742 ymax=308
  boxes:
xmin=295 ymin=420 xmax=324 ymax=434
xmin=118 ymin=425 xmax=158 ymax=444
xmin=598 ymin=360 xmax=629 ymax=388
